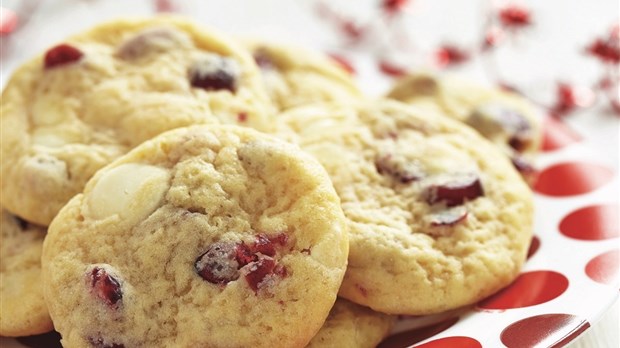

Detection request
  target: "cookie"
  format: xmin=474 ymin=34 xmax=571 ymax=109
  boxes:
xmin=41 ymin=124 xmax=349 ymax=348
xmin=1 ymin=16 xmax=272 ymax=225
xmin=0 ymin=209 xmax=53 ymax=336
xmin=276 ymin=100 xmax=534 ymax=315
xmin=307 ymin=298 xmax=395 ymax=348
xmin=244 ymin=40 xmax=362 ymax=110
xmin=386 ymin=72 xmax=542 ymax=183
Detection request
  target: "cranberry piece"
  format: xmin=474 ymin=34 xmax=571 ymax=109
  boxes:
xmin=237 ymin=112 xmax=248 ymax=123
xmin=89 ymin=267 xmax=122 ymax=308
xmin=466 ymin=104 xmax=532 ymax=152
xmin=88 ymin=336 xmax=125 ymax=348
xmin=252 ymin=234 xmax=276 ymax=257
xmin=196 ymin=234 xmax=289 ymax=291
xmin=44 ymin=44 xmax=83 ymax=69
xmin=195 ymin=242 xmax=241 ymax=284
xmin=508 ymin=133 xmax=531 ymax=152
xmin=425 ymin=174 xmax=484 ymax=206
xmin=235 ymin=242 xmax=257 ymax=266
xmin=268 ymin=233 xmax=289 ymax=247
xmin=244 ymin=256 xmax=277 ymax=292
xmin=188 ymin=54 xmax=239 ymax=92
xmin=429 ymin=206 xmax=469 ymax=227
xmin=375 ymin=154 xmax=424 ymax=183
xmin=511 ymin=155 xmax=538 ymax=185
xmin=253 ymin=48 xmax=276 ymax=70
xmin=12 ymin=214 xmax=30 ymax=230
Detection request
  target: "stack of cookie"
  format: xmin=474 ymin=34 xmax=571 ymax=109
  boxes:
xmin=0 ymin=16 xmax=539 ymax=348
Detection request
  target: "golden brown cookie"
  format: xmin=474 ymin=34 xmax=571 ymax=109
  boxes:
xmin=0 ymin=209 xmax=53 ymax=336
xmin=276 ymin=100 xmax=534 ymax=315
xmin=42 ymin=125 xmax=349 ymax=348
xmin=307 ymin=298 xmax=395 ymax=348
xmin=1 ymin=16 xmax=272 ymax=225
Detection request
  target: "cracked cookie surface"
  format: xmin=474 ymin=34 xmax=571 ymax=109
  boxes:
xmin=42 ymin=125 xmax=348 ymax=348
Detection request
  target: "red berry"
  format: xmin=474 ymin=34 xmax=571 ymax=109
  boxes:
xmin=196 ymin=234 xmax=288 ymax=291
xmin=235 ymin=242 xmax=257 ymax=266
xmin=189 ymin=55 xmax=239 ymax=92
xmin=498 ymin=5 xmax=532 ymax=29
xmin=44 ymin=44 xmax=83 ymax=69
xmin=375 ymin=154 xmax=424 ymax=183
xmin=429 ymin=206 xmax=468 ymax=227
xmin=243 ymin=256 xmax=277 ymax=292
xmin=253 ymin=49 xmax=276 ymax=70
xmin=425 ymin=174 xmax=484 ymax=206
xmin=195 ymin=242 xmax=241 ymax=284
xmin=252 ymin=234 xmax=276 ymax=257
xmin=435 ymin=45 xmax=470 ymax=67
xmin=89 ymin=267 xmax=122 ymax=308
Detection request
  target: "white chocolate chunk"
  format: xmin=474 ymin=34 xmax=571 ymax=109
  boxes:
xmin=86 ymin=163 xmax=170 ymax=224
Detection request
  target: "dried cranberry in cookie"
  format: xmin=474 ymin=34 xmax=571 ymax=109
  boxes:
xmin=375 ymin=153 xmax=425 ymax=183
xmin=425 ymin=206 xmax=469 ymax=237
xmin=242 ymin=256 xmax=277 ymax=292
xmin=252 ymin=47 xmax=276 ymax=70
xmin=44 ymin=43 xmax=83 ymax=69
xmin=466 ymin=103 xmax=532 ymax=152
xmin=194 ymin=234 xmax=289 ymax=291
xmin=424 ymin=173 xmax=484 ymax=206
xmin=189 ymin=54 xmax=240 ymax=92
xmin=195 ymin=242 xmax=241 ymax=285
xmin=88 ymin=266 xmax=123 ymax=308
xmin=42 ymin=125 xmax=348 ymax=348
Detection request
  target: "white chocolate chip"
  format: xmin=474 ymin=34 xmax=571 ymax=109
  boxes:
xmin=31 ymin=96 xmax=75 ymax=126
xmin=116 ymin=26 xmax=192 ymax=59
xmin=86 ymin=163 xmax=170 ymax=224
xmin=31 ymin=130 xmax=68 ymax=147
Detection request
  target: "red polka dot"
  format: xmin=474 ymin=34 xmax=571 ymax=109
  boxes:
xmin=326 ymin=53 xmax=356 ymax=75
xmin=541 ymin=116 xmax=582 ymax=152
xmin=413 ymin=336 xmax=482 ymax=348
xmin=378 ymin=317 xmax=458 ymax=348
xmin=559 ymin=204 xmax=619 ymax=240
xmin=527 ymin=235 xmax=541 ymax=259
xmin=586 ymin=249 xmax=619 ymax=285
xmin=478 ymin=271 xmax=568 ymax=310
xmin=534 ymin=162 xmax=614 ymax=196
xmin=501 ymin=314 xmax=590 ymax=348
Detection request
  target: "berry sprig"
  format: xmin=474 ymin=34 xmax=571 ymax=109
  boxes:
xmin=315 ymin=0 xmax=620 ymax=116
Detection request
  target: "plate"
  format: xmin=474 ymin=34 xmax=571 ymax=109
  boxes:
xmin=1 ymin=1 xmax=618 ymax=347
